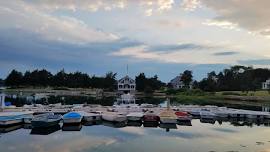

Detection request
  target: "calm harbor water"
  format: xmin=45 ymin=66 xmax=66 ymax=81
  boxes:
xmin=1 ymin=119 xmax=270 ymax=152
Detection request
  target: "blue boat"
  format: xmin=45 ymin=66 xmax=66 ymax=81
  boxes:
xmin=63 ymin=112 xmax=83 ymax=124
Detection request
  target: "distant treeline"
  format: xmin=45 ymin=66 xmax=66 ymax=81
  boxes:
xmin=196 ymin=66 xmax=270 ymax=92
xmin=2 ymin=65 xmax=270 ymax=92
xmin=3 ymin=69 xmax=165 ymax=92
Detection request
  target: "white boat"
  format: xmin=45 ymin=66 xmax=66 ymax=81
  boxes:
xmin=200 ymin=110 xmax=216 ymax=119
xmin=127 ymin=112 xmax=144 ymax=121
xmin=63 ymin=112 xmax=83 ymax=124
xmin=78 ymin=111 xmax=101 ymax=122
xmin=23 ymin=112 xmax=54 ymax=124
xmin=102 ymin=112 xmax=127 ymax=122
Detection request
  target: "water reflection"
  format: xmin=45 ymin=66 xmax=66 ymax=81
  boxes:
xmin=62 ymin=124 xmax=82 ymax=131
xmin=0 ymin=124 xmax=22 ymax=133
xmin=160 ymin=123 xmax=177 ymax=132
xmin=31 ymin=125 xmax=60 ymax=135
xmin=1 ymin=119 xmax=270 ymax=152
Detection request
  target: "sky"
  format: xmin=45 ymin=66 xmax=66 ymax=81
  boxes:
xmin=0 ymin=0 xmax=270 ymax=82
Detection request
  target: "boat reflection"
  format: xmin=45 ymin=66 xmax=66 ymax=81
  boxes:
xmin=200 ymin=118 xmax=216 ymax=124
xmin=62 ymin=124 xmax=82 ymax=131
xmin=177 ymin=120 xmax=192 ymax=126
xmin=102 ymin=121 xmax=126 ymax=128
xmin=160 ymin=123 xmax=177 ymax=132
xmin=0 ymin=124 xmax=22 ymax=133
xmin=83 ymin=120 xmax=102 ymax=126
xmin=127 ymin=121 xmax=142 ymax=127
xmin=31 ymin=124 xmax=60 ymax=135
xmin=143 ymin=122 xmax=159 ymax=128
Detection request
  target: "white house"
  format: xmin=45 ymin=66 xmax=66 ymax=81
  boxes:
xmin=169 ymin=75 xmax=192 ymax=89
xmin=262 ymin=79 xmax=270 ymax=90
xmin=117 ymin=75 xmax=136 ymax=94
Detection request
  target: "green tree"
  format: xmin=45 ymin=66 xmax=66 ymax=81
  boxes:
xmin=5 ymin=70 xmax=23 ymax=87
xmin=181 ymin=70 xmax=193 ymax=88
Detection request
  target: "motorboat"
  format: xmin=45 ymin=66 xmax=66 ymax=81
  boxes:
xmin=63 ymin=112 xmax=83 ymax=124
xmin=31 ymin=113 xmax=62 ymax=128
xmin=127 ymin=112 xmax=144 ymax=121
xmin=102 ymin=112 xmax=127 ymax=122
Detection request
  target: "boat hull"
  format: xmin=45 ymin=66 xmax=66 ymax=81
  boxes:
xmin=31 ymin=120 xmax=60 ymax=128
xmin=102 ymin=114 xmax=127 ymax=122
xmin=160 ymin=118 xmax=177 ymax=124
xmin=0 ymin=119 xmax=22 ymax=126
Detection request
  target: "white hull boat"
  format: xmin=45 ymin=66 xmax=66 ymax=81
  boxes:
xmin=78 ymin=111 xmax=101 ymax=122
xmin=102 ymin=112 xmax=127 ymax=122
xmin=127 ymin=112 xmax=144 ymax=121
xmin=159 ymin=99 xmax=177 ymax=124
xmin=200 ymin=111 xmax=216 ymax=119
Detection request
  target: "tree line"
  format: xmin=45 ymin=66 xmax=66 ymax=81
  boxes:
xmin=196 ymin=66 xmax=270 ymax=92
xmin=3 ymin=69 xmax=165 ymax=92
xmin=2 ymin=65 xmax=270 ymax=92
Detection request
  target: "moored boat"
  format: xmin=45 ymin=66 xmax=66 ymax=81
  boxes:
xmin=102 ymin=112 xmax=127 ymax=122
xmin=175 ymin=111 xmax=192 ymax=121
xmin=200 ymin=110 xmax=216 ymax=119
xmin=127 ymin=112 xmax=144 ymax=121
xmin=63 ymin=112 xmax=83 ymax=124
xmin=159 ymin=98 xmax=177 ymax=124
xmin=143 ymin=110 xmax=160 ymax=123
xmin=31 ymin=113 xmax=62 ymax=128
xmin=78 ymin=111 xmax=102 ymax=122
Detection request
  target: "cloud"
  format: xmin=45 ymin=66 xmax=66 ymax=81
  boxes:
xmin=0 ymin=1 xmax=118 ymax=45
xmin=200 ymin=0 xmax=270 ymax=37
xmin=110 ymin=44 xmax=243 ymax=64
xmin=181 ymin=0 xmax=201 ymax=11
xmin=203 ymin=20 xmax=239 ymax=30
xmin=213 ymin=51 xmax=239 ymax=56
xmin=148 ymin=43 xmax=212 ymax=52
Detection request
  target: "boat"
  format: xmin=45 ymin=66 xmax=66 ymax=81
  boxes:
xmin=0 ymin=124 xmax=22 ymax=133
xmin=159 ymin=98 xmax=177 ymax=124
xmin=63 ymin=112 xmax=83 ymax=124
xmin=127 ymin=112 xmax=144 ymax=121
xmin=102 ymin=112 xmax=127 ymax=122
xmin=175 ymin=111 xmax=192 ymax=121
xmin=143 ymin=110 xmax=160 ymax=123
xmin=0 ymin=112 xmax=34 ymax=126
xmin=102 ymin=121 xmax=126 ymax=128
xmin=31 ymin=113 xmax=62 ymax=128
xmin=24 ymin=112 xmax=54 ymax=124
xmin=200 ymin=110 xmax=216 ymax=119
xmin=78 ymin=111 xmax=102 ymax=122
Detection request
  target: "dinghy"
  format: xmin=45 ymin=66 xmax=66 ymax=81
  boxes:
xmin=102 ymin=112 xmax=127 ymax=122
xmin=143 ymin=110 xmax=160 ymax=123
xmin=127 ymin=112 xmax=144 ymax=121
xmin=31 ymin=113 xmax=62 ymax=128
xmin=63 ymin=112 xmax=83 ymax=124
xmin=175 ymin=111 xmax=192 ymax=121
xmin=159 ymin=98 xmax=177 ymax=124
xmin=78 ymin=111 xmax=101 ymax=122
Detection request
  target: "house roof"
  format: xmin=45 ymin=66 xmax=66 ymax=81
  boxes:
xmin=118 ymin=75 xmax=135 ymax=84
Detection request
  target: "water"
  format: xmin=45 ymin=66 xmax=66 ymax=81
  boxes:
xmin=1 ymin=119 xmax=270 ymax=152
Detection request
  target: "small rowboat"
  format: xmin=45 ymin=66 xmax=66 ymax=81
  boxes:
xmin=31 ymin=114 xmax=62 ymax=128
xmin=78 ymin=111 xmax=102 ymax=122
xmin=102 ymin=112 xmax=127 ymax=122
xmin=63 ymin=112 xmax=83 ymax=124
xmin=175 ymin=111 xmax=192 ymax=121
xmin=127 ymin=112 xmax=144 ymax=121
xmin=143 ymin=111 xmax=160 ymax=123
